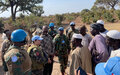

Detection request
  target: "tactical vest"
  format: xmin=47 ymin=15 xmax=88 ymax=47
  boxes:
xmin=27 ymin=45 xmax=46 ymax=70
xmin=4 ymin=45 xmax=32 ymax=75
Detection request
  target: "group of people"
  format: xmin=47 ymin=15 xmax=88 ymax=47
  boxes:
xmin=69 ymin=20 xmax=120 ymax=75
xmin=1 ymin=22 xmax=70 ymax=75
xmin=1 ymin=20 xmax=120 ymax=75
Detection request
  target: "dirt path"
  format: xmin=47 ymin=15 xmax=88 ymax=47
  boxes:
xmin=52 ymin=56 xmax=71 ymax=75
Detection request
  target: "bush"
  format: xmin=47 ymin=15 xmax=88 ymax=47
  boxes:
xmin=115 ymin=10 xmax=120 ymax=20
xmin=103 ymin=11 xmax=115 ymax=22
xmin=55 ymin=14 xmax=64 ymax=25
xmin=80 ymin=9 xmax=93 ymax=24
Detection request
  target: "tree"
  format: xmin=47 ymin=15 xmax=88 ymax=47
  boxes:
xmin=103 ymin=11 xmax=115 ymax=22
xmin=0 ymin=19 xmax=4 ymax=33
xmin=91 ymin=6 xmax=106 ymax=22
xmin=65 ymin=15 xmax=76 ymax=23
xmin=0 ymin=0 xmax=43 ymax=21
xmin=115 ymin=10 xmax=120 ymax=20
xmin=31 ymin=6 xmax=44 ymax=17
xmin=95 ymin=0 xmax=120 ymax=10
xmin=55 ymin=14 xmax=64 ymax=25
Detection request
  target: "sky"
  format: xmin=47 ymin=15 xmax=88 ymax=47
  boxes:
xmin=0 ymin=0 xmax=96 ymax=17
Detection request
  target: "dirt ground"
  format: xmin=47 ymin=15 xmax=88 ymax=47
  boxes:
xmin=0 ymin=23 xmax=120 ymax=75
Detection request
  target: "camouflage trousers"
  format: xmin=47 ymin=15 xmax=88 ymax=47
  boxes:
xmin=32 ymin=69 xmax=43 ymax=75
xmin=58 ymin=54 xmax=68 ymax=73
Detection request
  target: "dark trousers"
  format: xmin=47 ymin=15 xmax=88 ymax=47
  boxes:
xmin=43 ymin=57 xmax=54 ymax=75
xmin=32 ymin=69 xmax=43 ymax=75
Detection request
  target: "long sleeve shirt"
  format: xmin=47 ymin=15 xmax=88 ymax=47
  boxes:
xmin=70 ymin=47 xmax=92 ymax=75
xmin=40 ymin=34 xmax=54 ymax=56
xmin=89 ymin=34 xmax=109 ymax=64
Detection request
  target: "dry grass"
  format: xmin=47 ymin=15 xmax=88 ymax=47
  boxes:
xmin=85 ymin=23 xmax=120 ymax=32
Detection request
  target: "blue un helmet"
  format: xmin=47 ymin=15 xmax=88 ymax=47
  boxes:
xmin=11 ymin=29 xmax=27 ymax=42
xmin=49 ymin=23 xmax=55 ymax=27
xmin=58 ymin=27 xmax=64 ymax=31
xmin=70 ymin=22 xmax=75 ymax=26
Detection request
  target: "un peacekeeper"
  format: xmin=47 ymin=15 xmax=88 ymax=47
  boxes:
xmin=53 ymin=27 xmax=71 ymax=75
xmin=4 ymin=29 xmax=32 ymax=75
xmin=67 ymin=22 xmax=79 ymax=41
xmin=48 ymin=23 xmax=58 ymax=39
xmin=27 ymin=35 xmax=50 ymax=75
xmin=1 ymin=30 xmax=12 ymax=74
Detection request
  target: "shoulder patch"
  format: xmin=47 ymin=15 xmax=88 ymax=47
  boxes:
xmin=36 ymin=52 xmax=40 ymax=56
xmin=11 ymin=55 xmax=18 ymax=63
xmin=62 ymin=40 xmax=65 ymax=44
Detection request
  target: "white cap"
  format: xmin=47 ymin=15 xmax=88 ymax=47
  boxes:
xmin=97 ymin=20 xmax=104 ymax=25
xmin=72 ymin=33 xmax=82 ymax=39
xmin=106 ymin=30 xmax=120 ymax=39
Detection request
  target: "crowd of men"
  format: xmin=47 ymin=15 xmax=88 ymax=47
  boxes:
xmin=1 ymin=20 xmax=120 ymax=75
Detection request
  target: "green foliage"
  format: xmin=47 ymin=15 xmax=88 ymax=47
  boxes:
xmin=55 ymin=14 xmax=64 ymax=25
xmin=80 ymin=9 xmax=93 ymax=24
xmin=65 ymin=15 xmax=75 ymax=22
xmin=95 ymin=0 xmax=120 ymax=10
xmin=103 ymin=11 xmax=115 ymax=22
xmin=115 ymin=10 xmax=120 ymax=20
xmin=31 ymin=6 xmax=44 ymax=17
xmin=19 ymin=13 xmax=25 ymax=19
xmin=64 ymin=13 xmax=78 ymax=22
xmin=91 ymin=6 xmax=106 ymax=23
xmin=0 ymin=0 xmax=44 ymax=21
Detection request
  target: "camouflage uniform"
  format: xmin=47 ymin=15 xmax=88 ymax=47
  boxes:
xmin=67 ymin=28 xmax=79 ymax=41
xmin=48 ymin=29 xmax=57 ymax=39
xmin=53 ymin=34 xmax=71 ymax=73
xmin=67 ymin=28 xmax=79 ymax=50
xmin=4 ymin=45 xmax=32 ymax=75
xmin=1 ymin=39 xmax=12 ymax=55
xmin=1 ymin=39 xmax=12 ymax=72
xmin=27 ymin=44 xmax=48 ymax=75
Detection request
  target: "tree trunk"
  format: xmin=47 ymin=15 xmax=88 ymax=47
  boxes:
xmin=11 ymin=6 xmax=17 ymax=21
xmin=12 ymin=14 xmax=16 ymax=21
xmin=111 ymin=5 xmax=115 ymax=10
xmin=11 ymin=6 xmax=16 ymax=21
